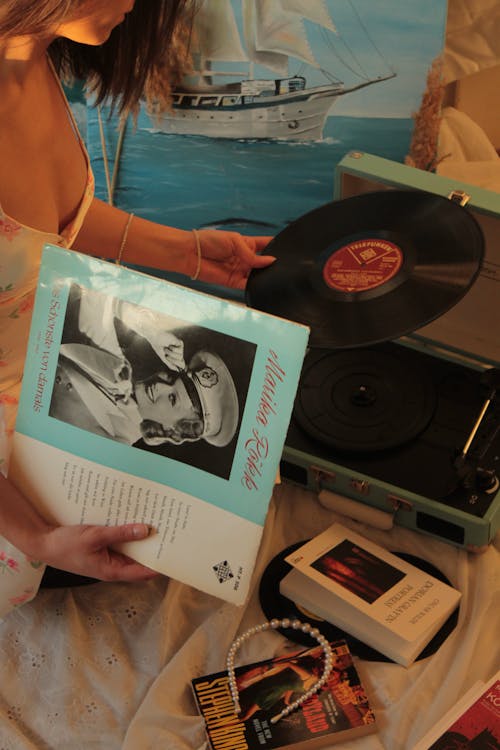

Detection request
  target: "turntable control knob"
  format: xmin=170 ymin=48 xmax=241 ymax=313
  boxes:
xmin=475 ymin=468 xmax=499 ymax=494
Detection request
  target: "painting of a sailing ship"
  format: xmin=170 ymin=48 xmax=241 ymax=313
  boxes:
xmin=87 ymin=0 xmax=448 ymax=241
xmin=157 ymin=0 xmax=395 ymax=141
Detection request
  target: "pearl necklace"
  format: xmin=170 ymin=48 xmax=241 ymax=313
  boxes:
xmin=226 ymin=618 xmax=334 ymax=724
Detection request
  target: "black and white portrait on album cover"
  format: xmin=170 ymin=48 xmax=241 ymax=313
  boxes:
xmin=49 ymin=284 xmax=256 ymax=479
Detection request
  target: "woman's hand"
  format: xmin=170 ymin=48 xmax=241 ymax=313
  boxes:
xmin=39 ymin=523 xmax=158 ymax=582
xmin=192 ymin=229 xmax=275 ymax=289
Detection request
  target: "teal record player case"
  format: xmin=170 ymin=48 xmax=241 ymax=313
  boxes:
xmin=280 ymin=152 xmax=500 ymax=551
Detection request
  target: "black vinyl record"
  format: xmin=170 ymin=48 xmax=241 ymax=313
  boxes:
xmin=246 ymin=190 xmax=484 ymax=349
xmin=259 ymin=541 xmax=459 ymax=663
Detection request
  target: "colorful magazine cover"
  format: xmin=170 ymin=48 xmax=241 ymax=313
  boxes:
xmin=414 ymin=672 xmax=500 ymax=750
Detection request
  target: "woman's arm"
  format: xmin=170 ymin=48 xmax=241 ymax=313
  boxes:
xmin=0 ymin=473 xmax=158 ymax=582
xmin=0 ymin=474 xmax=52 ymax=559
xmin=73 ymin=197 xmax=274 ymax=289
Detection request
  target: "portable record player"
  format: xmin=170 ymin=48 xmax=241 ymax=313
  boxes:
xmin=246 ymin=152 xmax=500 ymax=551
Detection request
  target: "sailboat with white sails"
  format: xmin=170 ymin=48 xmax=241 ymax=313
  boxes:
xmin=155 ymin=0 xmax=396 ymax=141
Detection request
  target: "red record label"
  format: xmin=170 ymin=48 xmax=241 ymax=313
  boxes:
xmin=323 ymin=238 xmax=403 ymax=292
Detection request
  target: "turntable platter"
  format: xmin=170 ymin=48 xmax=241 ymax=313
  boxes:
xmin=294 ymin=346 xmax=437 ymax=452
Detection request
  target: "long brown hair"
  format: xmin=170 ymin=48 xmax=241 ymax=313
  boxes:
xmin=0 ymin=0 xmax=194 ymax=114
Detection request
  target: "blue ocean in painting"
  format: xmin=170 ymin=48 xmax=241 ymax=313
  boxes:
xmin=86 ymin=108 xmax=413 ymax=236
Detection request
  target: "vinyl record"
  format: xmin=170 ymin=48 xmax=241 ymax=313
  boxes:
xmin=294 ymin=345 xmax=437 ymax=452
xmin=259 ymin=541 xmax=459 ymax=663
xmin=246 ymin=190 xmax=484 ymax=348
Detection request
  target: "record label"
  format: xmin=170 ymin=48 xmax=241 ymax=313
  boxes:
xmin=322 ymin=238 xmax=403 ymax=292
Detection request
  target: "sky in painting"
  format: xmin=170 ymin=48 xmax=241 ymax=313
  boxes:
xmin=225 ymin=0 xmax=448 ymax=118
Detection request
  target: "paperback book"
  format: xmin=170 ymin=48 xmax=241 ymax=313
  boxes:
xmin=413 ymin=671 xmax=500 ymax=750
xmin=10 ymin=245 xmax=309 ymax=604
xmin=192 ymin=639 xmax=377 ymax=750
xmin=280 ymin=523 xmax=461 ymax=666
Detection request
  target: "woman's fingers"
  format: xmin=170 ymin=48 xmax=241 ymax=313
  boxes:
xmin=85 ymin=522 xmax=152 ymax=549
xmin=39 ymin=523 xmax=160 ymax=582
xmin=101 ymin=551 xmax=159 ymax=582
xmin=248 ymin=252 xmax=276 ymax=268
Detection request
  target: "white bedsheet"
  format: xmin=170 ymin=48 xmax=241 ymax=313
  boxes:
xmin=1 ymin=1 xmax=499 ymax=747
xmin=0 ymin=484 xmax=498 ymax=750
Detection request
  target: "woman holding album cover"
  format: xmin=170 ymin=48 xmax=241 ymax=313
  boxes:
xmin=0 ymin=0 xmax=274 ymax=617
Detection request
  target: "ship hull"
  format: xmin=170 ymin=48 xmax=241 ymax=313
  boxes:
xmin=153 ymin=85 xmax=342 ymax=141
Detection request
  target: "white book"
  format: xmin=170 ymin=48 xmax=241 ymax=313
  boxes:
xmin=280 ymin=523 xmax=461 ymax=667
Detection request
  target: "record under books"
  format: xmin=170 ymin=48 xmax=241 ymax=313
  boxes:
xmin=259 ymin=541 xmax=459 ymax=663
xmin=246 ymin=190 xmax=484 ymax=348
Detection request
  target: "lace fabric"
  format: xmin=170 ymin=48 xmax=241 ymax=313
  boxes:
xmin=0 ymin=486 xmax=498 ymax=750
xmin=0 ymin=577 xmax=170 ymax=749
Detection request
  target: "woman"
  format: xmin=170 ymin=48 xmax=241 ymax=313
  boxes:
xmin=0 ymin=0 xmax=274 ymax=614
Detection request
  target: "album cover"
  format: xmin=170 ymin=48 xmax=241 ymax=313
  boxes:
xmin=412 ymin=671 xmax=500 ymax=749
xmin=192 ymin=639 xmax=377 ymax=749
xmin=280 ymin=523 xmax=461 ymax=666
xmin=10 ymin=245 xmax=309 ymax=605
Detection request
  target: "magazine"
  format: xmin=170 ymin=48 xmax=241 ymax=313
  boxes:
xmin=192 ymin=639 xmax=377 ymax=749
xmin=10 ymin=245 xmax=309 ymax=604
xmin=280 ymin=523 xmax=461 ymax=666
xmin=412 ymin=671 xmax=500 ymax=749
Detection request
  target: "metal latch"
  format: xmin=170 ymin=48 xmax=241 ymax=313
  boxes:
xmin=387 ymin=494 xmax=412 ymax=512
xmin=448 ymin=190 xmax=470 ymax=207
xmin=310 ymin=465 xmax=336 ymax=492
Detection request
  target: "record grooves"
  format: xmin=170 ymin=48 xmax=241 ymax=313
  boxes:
xmin=247 ymin=190 xmax=484 ymax=349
